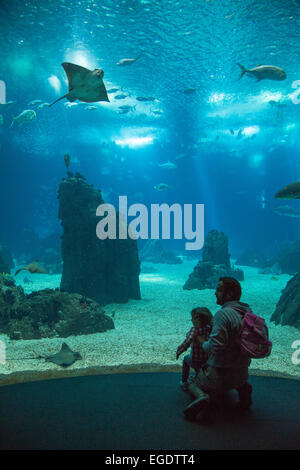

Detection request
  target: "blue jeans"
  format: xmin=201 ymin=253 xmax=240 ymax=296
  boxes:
xmin=182 ymin=354 xmax=202 ymax=383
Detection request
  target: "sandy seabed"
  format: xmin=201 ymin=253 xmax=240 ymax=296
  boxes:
xmin=1 ymin=261 xmax=300 ymax=385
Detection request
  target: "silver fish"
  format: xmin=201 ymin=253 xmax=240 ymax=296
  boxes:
xmin=237 ymin=63 xmax=286 ymax=81
xmin=10 ymin=109 xmax=36 ymax=128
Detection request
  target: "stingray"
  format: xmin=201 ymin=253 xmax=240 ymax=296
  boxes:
xmin=15 ymin=261 xmax=48 ymax=276
xmin=49 ymin=62 xmax=109 ymax=107
xmin=6 ymin=342 xmax=82 ymax=368
xmin=45 ymin=342 xmax=82 ymax=367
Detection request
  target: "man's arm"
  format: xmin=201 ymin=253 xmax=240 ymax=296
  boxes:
xmin=201 ymin=309 xmax=229 ymax=355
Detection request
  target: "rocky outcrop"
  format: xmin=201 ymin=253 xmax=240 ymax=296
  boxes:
xmin=183 ymin=230 xmax=244 ymax=290
xmin=270 ymin=240 xmax=300 ymax=275
xmin=202 ymin=230 xmax=231 ymax=269
xmin=0 ymin=274 xmax=114 ymax=340
xmin=58 ymin=173 xmax=141 ymax=305
xmin=271 ymin=273 xmax=300 ymax=329
xmin=139 ymin=239 xmax=182 ymax=264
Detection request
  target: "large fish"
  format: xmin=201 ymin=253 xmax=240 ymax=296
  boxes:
xmin=268 ymin=204 xmax=300 ymax=218
xmin=49 ymin=62 xmax=109 ymax=107
xmin=237 ymin=63 xmax=286 ymax=81
xmin=10 ymin=109 xmax=36 ymax=128
xmin=275 ymin=181 xmax=300 ymax=199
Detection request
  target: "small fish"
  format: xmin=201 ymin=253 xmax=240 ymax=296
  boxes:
xmin=10 ymin=109 xmax=36 ymax=128
xmin=117 ymin=55 xmax=141 ymax=66
xmin=237 ymin=63 xmax=286 ymax=81
xmin=0 ymin=100 xmax=16 ymax=108
xmin=151 ymin=109 xmax=162 ymax=115
xmin=64 ymin=102 xmax=78 ymax=108
xmin=0 ymin=114 xmax=3 ymax=125
xmin=183 ymin=88 xmax=197 ymax=94
xmin=64 ymin=153 xmax=70 ymax=168
xmin=114 ymin=94 xmax=127 ymax=100
xmin=136 ymin=96 xmax=156 ymax=102
xmin=175 ymin=153 xmax=185 ymax=160
xmin=37 ymin=102 xmax=50 ymax=109
xmin=275 ymin=181 xmax=300 ymax=199
xmin=158 ymin=160 xmax=177 ymax=170
xmin=28 ymin=99 xmax=43 ymax=106
xmin=107 ymin=88 xmax=119 ymax=93
xmin=118 ymin=105 xmax=135 ymax=112
xmin=154 ymin=183 xmax=172 ymax=191
xmin=85 ymin=105 xmax=97 ymax=110
xmin=15 ymin=262 xmax=48 ymax=276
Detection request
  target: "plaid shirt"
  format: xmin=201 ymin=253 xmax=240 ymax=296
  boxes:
xmin=177 ymin=324 xmax=212 ymax=366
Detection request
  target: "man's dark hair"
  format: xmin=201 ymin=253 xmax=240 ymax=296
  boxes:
xmin=219 ymin=277 xmax=242 ymax=301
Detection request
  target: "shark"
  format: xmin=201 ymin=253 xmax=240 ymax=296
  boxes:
xmin=158 ymin=160 xmax=177 ymax=170
xmin=267 ymin=203 xmax=300 ymax=218
xmin=49 ymin=62 xmax=109 ymax=107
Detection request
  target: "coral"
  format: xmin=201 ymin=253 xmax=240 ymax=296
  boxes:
xmin=0 ymin=274 xmax=114 ymax=340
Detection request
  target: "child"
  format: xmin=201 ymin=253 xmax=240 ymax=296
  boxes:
xmin=176 ymin=307 xmax=213 ymax=391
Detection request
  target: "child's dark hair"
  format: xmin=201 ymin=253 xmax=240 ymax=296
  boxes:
xmin=191 ymin=307 xmax=213 ymax=327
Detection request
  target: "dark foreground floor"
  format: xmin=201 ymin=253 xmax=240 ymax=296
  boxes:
xmin=0 ymin=372 xmax=299 ymax=450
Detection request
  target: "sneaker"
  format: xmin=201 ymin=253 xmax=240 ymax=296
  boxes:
xmin=180 ymin=381 xmax=189 ymax=391
xmin=184 ymin=394 xmax=210 ymax=420
xmin=237 ymin=383 xmax=253 ymax=410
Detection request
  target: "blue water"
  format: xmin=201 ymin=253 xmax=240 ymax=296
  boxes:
xmin=1 ymin=0 xmax=300 ymax=259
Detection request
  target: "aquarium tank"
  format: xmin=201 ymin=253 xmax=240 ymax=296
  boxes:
xmin=0 ymin=0 xmax=300 ymax=386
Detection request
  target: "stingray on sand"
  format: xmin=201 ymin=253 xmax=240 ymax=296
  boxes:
xmin=49 ymin=62 xmax=109 ymax=107
xmin=15 ymin=262 xmax=48 ymax=276
xmin=45 ymin=342 xmax=82 ymax=367
xmin=7 ymin=342 xmax=82 ymax=368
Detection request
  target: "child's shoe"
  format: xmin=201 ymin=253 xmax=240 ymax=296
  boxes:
xmin=180 ymin=381 xmax=189 ymax=391
xmin=184 ymin=393 xmax=210 ymax=420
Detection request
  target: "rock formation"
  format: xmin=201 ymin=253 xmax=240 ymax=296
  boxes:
xmin=183 ymin=230 xmax=244 ymax=290
xmin=270 ymin=240 xmax=300 ymax=275
xmin=271 ymin=273 xmax=300 ymax=329
xmin=0 ymin=274 xmax=114 ymax=340
xmin=58 ymin=173 xmax=141 ymax=304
